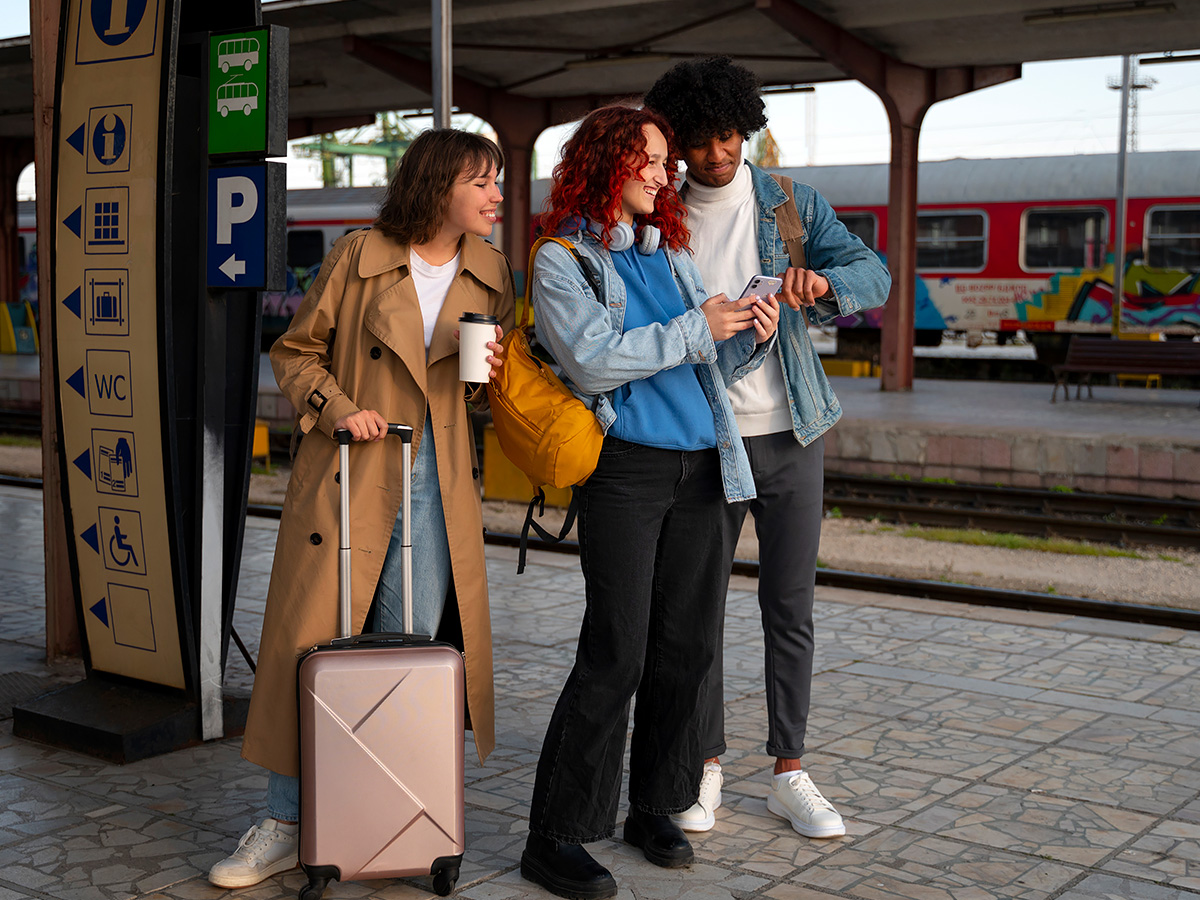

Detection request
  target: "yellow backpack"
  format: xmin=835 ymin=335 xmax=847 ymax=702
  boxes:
xmin=486 ymin=237 xmax=605 ymax=570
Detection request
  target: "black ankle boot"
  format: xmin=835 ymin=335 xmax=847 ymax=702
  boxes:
xmin=521 ymin=832 xmax=617 ymax=900
xmin=622 ymin=808 xmax=694 ymax=868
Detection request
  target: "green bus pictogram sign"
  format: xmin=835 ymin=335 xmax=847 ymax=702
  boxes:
xmin=207 ymin=27 xmax=287 ymax=157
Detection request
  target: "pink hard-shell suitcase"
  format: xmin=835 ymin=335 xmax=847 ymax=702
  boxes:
xmin=297 ymin=424 xmax=465 ymax=900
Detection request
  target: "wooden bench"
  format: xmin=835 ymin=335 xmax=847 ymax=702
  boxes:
xmin=1051 ymin=335 xmax=1200 ymax=403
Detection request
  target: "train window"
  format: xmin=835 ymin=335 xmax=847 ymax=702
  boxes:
xmin=837 ymin=213 xmax=877 ymax=250
xmin=1021 ymin=207 xmax=1107 ymax=270
xmin=916 ymin=212 xmax=985 ymax=270
xmin=1145 ymin=206 xmax=1200 ymax=268
xmin=287 ymin=229 xmax=326 ymax=270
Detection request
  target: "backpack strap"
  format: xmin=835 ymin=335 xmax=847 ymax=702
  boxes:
xmin=769 ymin=173 xmax=807 ymax=271
xmin=517 ymin=488 xmax=579 ymax=574
xmin=524 ymin=236 xmax=603 ymax=327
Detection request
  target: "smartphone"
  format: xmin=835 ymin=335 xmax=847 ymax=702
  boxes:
xmin=739 ymin=275 xmax=783 ymax=299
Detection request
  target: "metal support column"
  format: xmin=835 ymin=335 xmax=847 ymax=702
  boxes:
xmin=432 ymin=0 xmax=452 ymax=128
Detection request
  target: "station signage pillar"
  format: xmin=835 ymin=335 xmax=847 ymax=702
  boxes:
xmin=16 ymin=0 xmax=285 ymax=763
xmin=51 ymin=0 xmax=184 ymax=695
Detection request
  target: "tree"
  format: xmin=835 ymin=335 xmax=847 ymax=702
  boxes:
xmin=748 ymin=128 xmax=781 ymax=168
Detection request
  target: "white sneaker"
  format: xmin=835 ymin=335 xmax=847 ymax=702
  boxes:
xmin=670 ymin=761 xmax=722 ymax=832
xmin=766 ymin=770 xmax=845 ymax=838
xmin=208 ymin=818 xmax=299 ymax=888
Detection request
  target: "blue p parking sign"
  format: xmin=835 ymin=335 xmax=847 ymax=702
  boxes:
xmin=207 ymin=165 xmax=263 ymax=287
xmin=206 ymin=164 xmax=286 ymax=290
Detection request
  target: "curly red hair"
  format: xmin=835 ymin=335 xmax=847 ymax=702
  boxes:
xmin=540 ymin=106 xmax=689 ymax=252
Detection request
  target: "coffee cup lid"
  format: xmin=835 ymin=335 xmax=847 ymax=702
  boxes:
xmin=459 ymin=312 xmax=500 ymax=324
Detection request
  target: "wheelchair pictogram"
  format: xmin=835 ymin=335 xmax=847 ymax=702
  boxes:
xmin=109 ymin=516 xmax=138 ymax=567
xmin=98 ymin=506 xmax=146 ymax=576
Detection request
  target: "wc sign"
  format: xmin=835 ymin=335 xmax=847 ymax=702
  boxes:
xmin=206 ymin=163 xmax=285 ymax=290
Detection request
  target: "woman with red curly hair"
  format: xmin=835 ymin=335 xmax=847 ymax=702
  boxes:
xmin=520 ymin=106 xmax=779 ymax=899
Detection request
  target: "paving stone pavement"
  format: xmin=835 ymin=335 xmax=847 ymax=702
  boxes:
xmin=0 ymin=484 xmax=1198 ymax=900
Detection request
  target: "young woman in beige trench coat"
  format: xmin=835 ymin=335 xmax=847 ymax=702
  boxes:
xmin=209 ymin=130 xmax=515 ymax=890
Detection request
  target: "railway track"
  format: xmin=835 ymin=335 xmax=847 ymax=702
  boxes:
xmin=824 ymin=473 xmax=1200 ymax=550
xmin=0 ymin=475 xmax=1195 ymax=631
xmin=480 ymin=530 xmax=1200 ymax=632
xmin=2 ymin=418 xmax=1195 ymax=550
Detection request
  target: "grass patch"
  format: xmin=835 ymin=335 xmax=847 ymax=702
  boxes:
xmin=921 ymin=476 xmax=956 ymax=484
xmin=0 ymin=434 xmax=40 ymax=448
xmin=1050 ymin=484 xmax=1075 ymax=494
xmin=900 ymin=525 xmax=1145 ymax=559
xmin=1157 ymin=553 xmax=1190 ymax=564
xmin=826 ymin=506 xmax=843 ymax=519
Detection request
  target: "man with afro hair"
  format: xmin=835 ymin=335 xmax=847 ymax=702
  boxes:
xmin=645 ymin=57 xmax=890 ymax=841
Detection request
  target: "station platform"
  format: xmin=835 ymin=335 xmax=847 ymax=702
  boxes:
xmin=3 ymin=351 xmax=1198 ymax=500
xmin=1 ymin=483 xmax=1199 ymax=899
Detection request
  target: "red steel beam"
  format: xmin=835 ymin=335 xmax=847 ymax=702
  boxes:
xmin=755 ymin=0 xmax=1019 ymax=391
xmin=342 ymin=36 xmax=610 ymax=280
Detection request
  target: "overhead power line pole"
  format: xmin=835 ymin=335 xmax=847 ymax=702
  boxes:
xmin=1112 ymin=55 xmax=1132 ymax=338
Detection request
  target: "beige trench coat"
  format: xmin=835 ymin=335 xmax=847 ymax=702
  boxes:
xmin=241 ymin=228 xmax=515 ymax=776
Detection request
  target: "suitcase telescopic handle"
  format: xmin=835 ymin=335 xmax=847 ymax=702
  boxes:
xmin=335 ymin=424 xmax=415 ymax=639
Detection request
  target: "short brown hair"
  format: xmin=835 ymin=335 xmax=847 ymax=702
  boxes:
xmin=374 ymin=129 xmax=504 ymax=244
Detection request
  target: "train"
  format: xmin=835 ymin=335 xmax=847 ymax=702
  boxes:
xmin=16 ymin=150 xmax=1200 ymax=357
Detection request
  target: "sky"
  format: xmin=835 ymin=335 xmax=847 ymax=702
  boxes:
xmin=4 ymin=5 xmax=1199 ymax=196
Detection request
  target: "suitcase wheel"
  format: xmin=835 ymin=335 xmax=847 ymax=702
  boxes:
xmin=298 ymin=876 xmax=329 ymax=900
xmin=432 ymin=865 xmax=459 ymax=896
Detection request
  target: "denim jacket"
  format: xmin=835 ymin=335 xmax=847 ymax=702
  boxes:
xmin=530 ymin=227 xmax=771 ymax=502
xmin=682 ymin=163 xmax=892 ymax=446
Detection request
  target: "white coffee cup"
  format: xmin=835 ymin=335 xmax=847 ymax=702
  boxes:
xmin=459 ymin=312 xmax=500 ymax=383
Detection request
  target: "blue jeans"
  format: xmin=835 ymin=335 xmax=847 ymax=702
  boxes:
xmin=266 ymin=415 xmax=452 ymax=821
xmin=527 ymin=437 xmax=730 ymax=842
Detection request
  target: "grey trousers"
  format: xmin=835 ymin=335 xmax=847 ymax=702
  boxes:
xmin=704 ymin=431 xmax=824 ymax=760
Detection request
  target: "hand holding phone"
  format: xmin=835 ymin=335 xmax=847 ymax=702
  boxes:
xmin=739 ymin=275 xmax=783 ymax=300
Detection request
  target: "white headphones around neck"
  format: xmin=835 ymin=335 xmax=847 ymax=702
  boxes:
xmin=589 ymin=220 xmax=661 ymax=255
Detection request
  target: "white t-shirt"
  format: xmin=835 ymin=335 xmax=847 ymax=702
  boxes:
xmin=685 ymin=164 xmax=791 ymax=437
xmin=410 ymin=249 xmax=461 ymax=350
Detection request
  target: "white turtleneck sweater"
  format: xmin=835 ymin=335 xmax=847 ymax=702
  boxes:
xmin=685 ymin=163 xmax=792 ymax=437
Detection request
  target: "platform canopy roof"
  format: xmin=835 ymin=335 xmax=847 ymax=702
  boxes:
xmin=266 ymin=0 xmax=1200 ymax=126
xmin=5 ymin=1 xmax=1200 ymax=139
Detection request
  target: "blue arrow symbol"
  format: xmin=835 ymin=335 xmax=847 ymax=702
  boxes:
xmin=64 ymin=206 xmax=81 ymax=238
xmin=63 ymin=287 xmax=82 ymax=320
xmin=66 ymin=366 xmax=85 ymax=399
xmin=73 ymin=448 xmax=91 ymax=480
xmin=89 ymin=597 xmax=109 ymax=628
xmin=67 ymin=124 xmax=85 ymax=156
xmin=81 ymin=523 xmax=99 ymax=555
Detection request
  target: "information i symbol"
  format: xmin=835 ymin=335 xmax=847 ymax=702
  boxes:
xmin=104 ymin=0 xmax=130 ymax=37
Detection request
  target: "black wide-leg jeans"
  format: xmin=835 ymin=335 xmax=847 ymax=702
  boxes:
xmin=528 ymin=437 xmax=731 ymax=843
